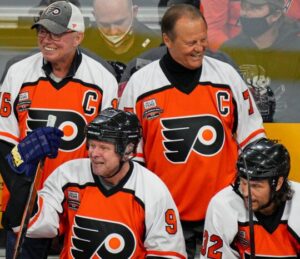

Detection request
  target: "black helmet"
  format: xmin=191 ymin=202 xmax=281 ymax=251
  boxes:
xmin=85 ymin=108 xmax=142 ymax=156
xmin=237 ymin=138 xmax=290 ymax=180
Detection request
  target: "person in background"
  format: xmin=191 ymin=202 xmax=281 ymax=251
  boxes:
xmin=283 ymin=0 xmax=300 ymax=21
xmin=0 ymin=1 xmax=118 ymax=258
xmin=82 ymin=0 xmax=162 ymax=79
xmin=4 ymin=108 xmax=187 ymax=259
xmin=201 ymin=0 xmax=300 ymax=52
xmin=119 ymin=4 xmax=265 ymax=258
xmin=201 ymin=138 xmax=300 ymax=258
xmin=201 ymin=0 xmax=241 ymax=52
xmin=220 ymin=0 xmax=300 ymax=122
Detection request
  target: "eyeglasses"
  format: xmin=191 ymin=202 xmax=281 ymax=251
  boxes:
xmin=37 ymin=27 xmax=75 ymax=41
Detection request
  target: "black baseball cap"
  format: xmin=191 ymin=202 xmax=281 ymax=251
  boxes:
xmin=32 ymin=0 xmax=85 ymax=34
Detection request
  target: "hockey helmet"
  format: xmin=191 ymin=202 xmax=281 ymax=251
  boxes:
xmin=86 ymin=108 xmax=142 ymax=156
xmin=237 ymin=138 xmax=290 ymax=180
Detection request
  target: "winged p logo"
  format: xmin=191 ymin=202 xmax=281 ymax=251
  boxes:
xmin=26 ymin=109 xmax=87 ymax=151
xmin=71 ymin=215 xmax=136 ymax=258
xmin=161 ymin=115 xmax=225 ymax=163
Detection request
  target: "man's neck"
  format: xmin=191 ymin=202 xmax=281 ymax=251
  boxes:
xmin=51 ymin=50 xmax=77 ymax=78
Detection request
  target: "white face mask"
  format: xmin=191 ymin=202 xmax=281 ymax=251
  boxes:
xmin=100 ymin=20 xmax=133 ymax=48
xmin=98 ymin=8 xmax=134 ymax=47
xmin=101 ymin=25 xmax=133 ymax=46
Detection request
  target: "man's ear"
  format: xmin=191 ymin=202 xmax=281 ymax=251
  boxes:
xmin=276 ymin=176 xmax=284 ymax=191
xmin=74 ymin=32 xmax=84 ymax=46
xmin=163 ymin=33 xmax=171 ymax=48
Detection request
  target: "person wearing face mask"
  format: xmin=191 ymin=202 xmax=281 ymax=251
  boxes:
xmin=82 ymin=0 xmax=162 ymax=75
xmin=220 ymin=0 xmax=300 ymax=123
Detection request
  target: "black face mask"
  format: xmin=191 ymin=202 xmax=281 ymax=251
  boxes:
xmin=240 ymin=15 xmax=271 ymax=38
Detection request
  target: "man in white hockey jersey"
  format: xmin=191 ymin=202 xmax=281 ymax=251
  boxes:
xmin=4 ymin=108 xmax=187 ymax=259
xmin=201 ymin=138 xmax=300 ymax=258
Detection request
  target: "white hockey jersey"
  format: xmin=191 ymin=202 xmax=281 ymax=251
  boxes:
xmin=13 ymin=159 xmax=187 ymax=259
xmin=201 ymin=182 xmax=300 ymax=258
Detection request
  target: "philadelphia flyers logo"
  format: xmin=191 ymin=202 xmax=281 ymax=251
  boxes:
xmin=161 ymin=115 xmax=225 ymax=163
xmin=71 ymin=216 xmax=136 ymax=258
xmin=27 ymin=109 xmax=87 ymax=151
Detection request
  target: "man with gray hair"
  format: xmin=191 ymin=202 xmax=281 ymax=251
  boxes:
xmin=0 ymin=1 xmax=118 ymax=258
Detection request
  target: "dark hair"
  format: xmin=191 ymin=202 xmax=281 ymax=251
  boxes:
xmin=161 ymin=4 xmax=207 ymax=40
xmin=272 ymin=178 xmax=294 ymax=206
xmin=236 ymin=138 xmax=294 ymax=206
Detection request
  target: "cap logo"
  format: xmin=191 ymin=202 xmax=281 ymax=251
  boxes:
xmin=52 ymin=7 xmax=61 ymax=15
xmin=45 ymin=6 xmax=61 ymax=16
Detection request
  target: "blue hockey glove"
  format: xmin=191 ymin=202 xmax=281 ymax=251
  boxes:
xmin=6 ymin=127 xmax=63 ymax=177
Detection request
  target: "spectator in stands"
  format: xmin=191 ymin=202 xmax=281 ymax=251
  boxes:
xmin=83 ymin=0 xmax=162 ymax=67
xmin=202 ymin=0 xmax=300 ymax=52
xmin=283 ymin=0 xmax=300 ymax=21
xmin=220 ymin=0 xmax=300 ymax=122
xmin=201 ymin=0 xmax=241 ymax=52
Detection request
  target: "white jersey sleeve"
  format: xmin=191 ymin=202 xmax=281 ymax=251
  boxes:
xmin=0 ymin=54 xmax=41 ymax=144
xmin=201 ymin=57 xmax=266 ymax=148
xmin=14 ymin=159 xmax=94 ymax=238
xmin=200 ymin=186 xmax=240 ymax=258
xmin=144 ymin=176 xmax=186 ymax=258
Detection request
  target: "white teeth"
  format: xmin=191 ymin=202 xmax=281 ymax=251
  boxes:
xmin=192 ymin=53 xmax=201 ymax=57
xmin=45 ymin=46 xmax=55 ymax=51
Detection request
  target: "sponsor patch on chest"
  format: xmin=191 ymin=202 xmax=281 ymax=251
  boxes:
xmin=17 ymin=92 xmax=31 ymax=112
xmin=143 ymin=99 xmax=163 ymax=120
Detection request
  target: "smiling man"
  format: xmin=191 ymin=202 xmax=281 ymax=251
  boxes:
xmin=4 ymin=108 xmax=187 ymax=259
xmin=0 ymin=1 xmax=118 ymax=258
xmin=119 ymin=4 xmax=265 ymax=258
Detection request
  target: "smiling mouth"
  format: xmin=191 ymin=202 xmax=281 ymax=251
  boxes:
xmin=191 ymin=52 xmax=202 ymax=58
xmin=44 ymin=46 xmax=56 ymax=51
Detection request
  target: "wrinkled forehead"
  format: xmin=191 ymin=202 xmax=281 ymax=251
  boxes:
xmin=172 ymin=16 xmax=207 ymax=38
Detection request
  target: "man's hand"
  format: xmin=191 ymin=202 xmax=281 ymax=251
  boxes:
xmin=6 ymin=127 xmax=63 ymax=177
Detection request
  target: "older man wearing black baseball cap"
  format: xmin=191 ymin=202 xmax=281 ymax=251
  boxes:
xmin=2 ymin=1 xmax=119 ymax=259
xmin=31 ymin=0 xmax=85 ymax=34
